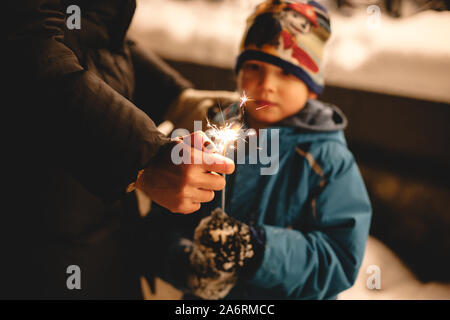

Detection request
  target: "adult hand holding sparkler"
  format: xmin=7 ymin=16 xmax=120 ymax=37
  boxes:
xmin=135 ymin=131 xmax=235 ymax=214
xmin=138 ymin=91 xmax=249 ymax=215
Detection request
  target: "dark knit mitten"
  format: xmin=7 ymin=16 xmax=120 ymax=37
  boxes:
xmin=187 ymin=208 xmax=265 ymax=299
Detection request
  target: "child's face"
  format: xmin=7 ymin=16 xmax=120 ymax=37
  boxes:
xmin=237 ymin=60 xmax=315 ymax=129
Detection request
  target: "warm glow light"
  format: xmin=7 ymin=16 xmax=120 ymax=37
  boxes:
xmin=206 ymin=121 xmax=241 ymax=155
xmin=205 ymin=91 xmax=253 ymax=212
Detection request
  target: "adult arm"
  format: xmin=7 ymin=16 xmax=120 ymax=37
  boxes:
xmin=6 ymin=0 xmax=173 ymax=200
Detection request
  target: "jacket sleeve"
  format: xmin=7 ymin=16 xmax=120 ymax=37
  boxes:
xmin=248 ymin=142 xmax=372 ymax=299
xmin=5 ymin=0 xmax=176 ymax=200
xmin=129 ymin=41 xmax=193 ymax=125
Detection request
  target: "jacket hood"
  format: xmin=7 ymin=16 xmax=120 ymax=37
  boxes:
xmin=277 ymin=99 xmax=347 ymax=132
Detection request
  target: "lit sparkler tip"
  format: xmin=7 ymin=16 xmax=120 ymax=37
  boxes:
xmin=239 ymin=92 xmax=249 ymax=107
xmin=239 ymin=91 xmax=254 ymax=111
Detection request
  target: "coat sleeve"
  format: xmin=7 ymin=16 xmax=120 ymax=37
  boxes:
xmin=129 ymin=41 xmax=193 ymax=125
xmin=5 ymin=0 xmax=180 ymax=200
xmin=248 ymin=142 xmax=372 ymax=299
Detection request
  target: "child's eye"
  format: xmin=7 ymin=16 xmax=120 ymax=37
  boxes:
xmin=244 ymin=63 xmax=260 ymax=71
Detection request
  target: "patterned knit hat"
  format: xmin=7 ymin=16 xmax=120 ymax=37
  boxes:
xmin=235 ymin=0 xmax=331 ymax=94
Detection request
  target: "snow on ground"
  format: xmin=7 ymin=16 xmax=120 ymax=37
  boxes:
xmin=129 ymin=0 xmax=450 ymax=103
xmin=339 ymin=237 xmax=450 ymax=300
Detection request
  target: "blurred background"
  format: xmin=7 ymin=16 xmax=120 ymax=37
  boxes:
xmin=128 ymin=0 xmax=450 ymax=299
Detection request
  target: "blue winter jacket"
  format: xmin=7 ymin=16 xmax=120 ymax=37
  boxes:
xmin=145 ymin=99 xmax=372 ymax=300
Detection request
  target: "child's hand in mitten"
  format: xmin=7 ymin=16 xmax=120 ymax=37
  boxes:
xmin=187 ymin=208 xmax=265 ymax=299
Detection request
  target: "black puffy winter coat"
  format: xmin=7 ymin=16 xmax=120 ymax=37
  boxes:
xmin=2 ymin=0 xmax=190 ymax=298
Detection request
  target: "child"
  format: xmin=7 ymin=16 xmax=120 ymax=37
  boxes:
xmin=144 ymin=0 xmax=372 ymax=300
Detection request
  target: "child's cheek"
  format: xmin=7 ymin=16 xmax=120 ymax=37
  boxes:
xmin=236 ymin=71 xmax=246 ymax=92
xmin=238 ymin=72 xmax=258 ymax=94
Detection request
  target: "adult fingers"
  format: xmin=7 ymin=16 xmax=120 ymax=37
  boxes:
xmin=200 ymin=153 xmax=235 ymax=175
xmin=172 ymin=202 xmax=201 ymax=215
xmin=188 ymin=131 xmax=218 ymax=153
xmin=191 ymin=189 xmax=215 ymax=203
xmin=194 ymin=171 xmax=226 ymax=191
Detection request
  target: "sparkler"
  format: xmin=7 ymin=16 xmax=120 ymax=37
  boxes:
xmin=239 ymin=91 xmax=250 ymax=114
xmin=206 ymin=91 xmax=251 ymax=212
xmin=206 ymin=120 xmax=241 ymax=212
